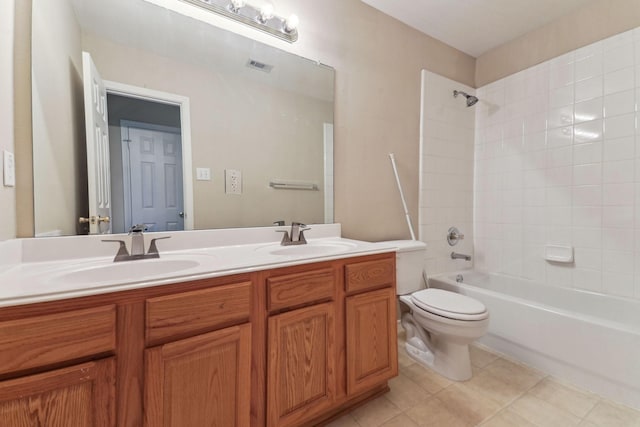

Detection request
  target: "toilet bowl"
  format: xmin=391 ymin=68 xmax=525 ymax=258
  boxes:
xmin=388 ymin=240 xmax=489 ymax=381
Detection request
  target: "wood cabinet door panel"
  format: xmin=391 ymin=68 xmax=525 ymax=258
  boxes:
xmin=0 ymin=305 xmax=116 ymax=375
xmin=345 ymin=258 xmax=394 ymax=294
xmin=0 ymin=358 xmax=115 ymax=427
xmin=146 ymin=281 xmax=251 ymax=345
xmin=144 ymin=323 xmax=251 ymax=427
xmin=267 ymin=268 xmax=335 ymax=312
xmin=346 ymin=287 xmax=398 ymax=396
xmin=267 ymin=303 xmax=336 ymax=427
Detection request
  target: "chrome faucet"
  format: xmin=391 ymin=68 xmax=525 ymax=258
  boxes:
xmin=451 ymin=252 xmax=471 ymax=261
xmin=102 ymin=224 xmax=170 ymax=262
xmin=275 ymin=221 xmax=310 ymax=246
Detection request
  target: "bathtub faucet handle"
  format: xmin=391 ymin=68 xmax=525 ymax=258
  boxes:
xmin=447 ymin=227 xmax=465 ymax=246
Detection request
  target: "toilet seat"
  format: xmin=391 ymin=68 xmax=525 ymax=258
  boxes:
xmin=411 ymin=289 xmax=488 ymax=321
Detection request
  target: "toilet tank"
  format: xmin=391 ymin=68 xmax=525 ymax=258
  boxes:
xmin=383 ymin=240 xmax=427 ymax=295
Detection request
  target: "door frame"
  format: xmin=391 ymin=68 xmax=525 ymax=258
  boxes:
xmin=103 ymin=80 xmax=194 ymax=231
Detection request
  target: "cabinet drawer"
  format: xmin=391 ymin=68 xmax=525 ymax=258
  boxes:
xmin=0 ymin=305 xmax=116 ymax=375
xmin=267 ymin=268 xmax=335 ymax=312
xmin=345 ymin=258 xmax=395 ymax=293
xmin=146 ymin=281 xmax=252 ymax=345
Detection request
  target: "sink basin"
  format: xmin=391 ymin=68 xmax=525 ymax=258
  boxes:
xmin=256 ymin=241 xmax=358 ymax=257
xmin=50 ymin=254 xmax=212 ymax=285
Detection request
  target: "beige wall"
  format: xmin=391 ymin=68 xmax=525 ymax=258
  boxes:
xmin=274 ymin=0 xmax=476 ymax=241
xmin=31 ymin=0 xmax=84 ymax=236
xmin=0 ymin=0 xmax=16 ymax=241
xmin=476 ymin=0 xmax=640 ymax=86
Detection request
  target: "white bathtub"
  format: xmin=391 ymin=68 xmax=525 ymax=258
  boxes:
xmin=428 ymin=271 xmax=640 ymax=410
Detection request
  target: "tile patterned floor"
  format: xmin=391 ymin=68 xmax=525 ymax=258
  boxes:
xmin=327 ymin=334 xmax=640 ymax=427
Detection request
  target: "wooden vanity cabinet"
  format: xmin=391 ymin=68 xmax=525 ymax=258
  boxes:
xmin=0 ymin=252 xmax=397 ymax=427
xmin=345 ymin=257 xmax=398 ymax=397
xmin=265 ymin=268 xmax=338 ymax=427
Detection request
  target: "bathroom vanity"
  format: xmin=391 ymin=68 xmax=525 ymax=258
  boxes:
xmin=0 ymin=229 xmax=397 ymax=427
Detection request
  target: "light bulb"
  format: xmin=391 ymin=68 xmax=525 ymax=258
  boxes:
xmin=229 ymin=0 xmax=245 ymax=12
xmin=284 ymin=14 xmax=299 ymax=33
xmin=258 ymin=3 xmax=274 ymax=23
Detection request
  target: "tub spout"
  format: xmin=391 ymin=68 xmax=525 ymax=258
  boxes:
xmin=451 ymin=252 xmax=471 ymax=261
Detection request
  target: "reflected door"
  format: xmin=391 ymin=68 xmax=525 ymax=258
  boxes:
xmin=123 ymin=123 xmax=184 ymax=232
xmin=82 ymin=51 xmax=112 ymax=234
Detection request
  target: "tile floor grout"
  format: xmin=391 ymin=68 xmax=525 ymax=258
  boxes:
xmin=327 ymin=336 xmax=640 ymax=427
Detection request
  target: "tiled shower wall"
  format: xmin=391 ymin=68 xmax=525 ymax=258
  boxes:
xmin=474 ymin=28 xmax=640 ymax=300
xmin=420 ymin=71 xmax=475 ymax=275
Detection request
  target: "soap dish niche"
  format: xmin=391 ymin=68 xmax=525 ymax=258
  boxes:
xmin=544 ymin=245 xmax=574 ymax=264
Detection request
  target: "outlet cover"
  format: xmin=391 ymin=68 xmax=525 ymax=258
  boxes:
xmin=225 ymin=169 xmax=242 ymax=195
xmin=3 ymin=151 xmax=15 ymax=187
xmin=196 ymin=167 xmax=211 ymax=181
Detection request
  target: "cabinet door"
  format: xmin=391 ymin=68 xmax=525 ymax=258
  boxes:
xmin=267 ymin=303 xmax=336 ymax=427
xmin=0 ymin=358 xmax=115 ymax=427
xmin=346 ymin=287 xmax=398 ymax=396
xmin=144 ymin=323 xmax=251 ymax=427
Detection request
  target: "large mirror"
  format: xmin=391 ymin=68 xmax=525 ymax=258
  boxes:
xmin=31 ymin=0 xmax=334 ymax=236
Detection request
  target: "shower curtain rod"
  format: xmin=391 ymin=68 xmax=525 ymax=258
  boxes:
xmin=389 ymin=153 xmax=417 ymax=240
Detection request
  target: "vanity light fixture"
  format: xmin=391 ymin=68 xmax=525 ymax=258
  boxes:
xmin=180 ymin=0 xmax=299 ymax=43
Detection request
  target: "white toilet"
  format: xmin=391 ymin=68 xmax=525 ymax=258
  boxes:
xmin=390 ymin=240 xmax=489 ymax=381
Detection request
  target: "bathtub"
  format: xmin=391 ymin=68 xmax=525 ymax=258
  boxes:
xmin=428 ymin=271 xmax=640 ymax=410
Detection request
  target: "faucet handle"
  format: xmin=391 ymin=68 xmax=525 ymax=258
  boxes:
xmin=275 ymin=229 xmax=291 ymax=245
xmin=129 ymin=224 xmax=147 ymax=234
xmin=102 ymin=239 xmax=130 ymax=261
xmin=273 ymin=220 xmax=285 ymax=226
xmin=148 ymin=236 xmax=170 ymax=257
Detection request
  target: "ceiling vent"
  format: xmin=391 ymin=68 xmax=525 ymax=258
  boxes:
xmin=246 ymin=59 xmax=274 ymax=73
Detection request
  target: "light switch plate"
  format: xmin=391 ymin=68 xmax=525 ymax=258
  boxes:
xmin=225 ymin=169 xmax=242 ymax=195
xmin=196 ymin=167 xmax=211 ymax=181
xmin=3 ymin=151 xmax=15 ymax=187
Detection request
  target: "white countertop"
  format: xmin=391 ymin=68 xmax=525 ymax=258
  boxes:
xmin=0 ymin=225 xmax=398 ymax=307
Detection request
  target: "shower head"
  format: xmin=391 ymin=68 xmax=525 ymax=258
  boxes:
xmin=453 ymin=90 xmax=479 ymax=107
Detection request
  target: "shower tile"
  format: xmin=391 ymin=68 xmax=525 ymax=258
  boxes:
xmin=572 ymin=185 xmax=602 ymax=206
xmin=575 ymin=53 xmax=602 ymax=82
xmin=603 ymin=136 xmax=635 ymax=162
xmin=573 ymin=268 xmax=602 ymax=292
xmin=510 ymin=394 xmax=581 ymax=426
xmin=548 ymin=105 xmax=574 ymax=129
xmin=573 ymin=141 xmax=602 ymax=165
xmin=575 ymin=76 xmax=604 ymax=102
xmin=548 ymin=126 xmax=574 ymax=148
xmin=604 ymin=43 xmax=635 ymax=74
xmin=604 ymin=113 xmax=636 ymax=139
xmin=604 ymin=89 xmax=635 ymax=117
xmin=575 ymin=41 xmax=603 ymax=61
xmin=603 ymin=159 xmax=634 ymax=183
xmin=603 ymin=30 xmax=634 ymax=50
xmin=550 ymin=85 xmax=574 ymax=108
xmin=602 ymin=206 xmax=634 ymax=228
xmin=603 ymin=250 xmax=634 ymax=274
xmin=572 ymin=206 xmax=602 ymax=228
xmin=572 ymin=227 xmax=602 ymax=249
xmin=573 ymin=163 xmax=602 ymax=186
xmin=574 ymin=119 xmax=603 ymax=143
xmin=549 ymin=62 xmax=575 ymax=89
xmin=602 ymin=271 xmax=635 ymax=297
xmin=602 ymin=182 xmax=634 ymax=205
xmin=582 ymin=400 xmax=640 ymax=426
xmin=528 ymin=378 xmax=600 ymax=419
xmin=603 ymin=227 xmax=634 ymax=251
xmin=604 ymin=67 xmax=635 ymax=95
xmin=574 ymin=97 xmax=603 ymax=123
xmin=574 ymin=248 xmax=602 ymax=270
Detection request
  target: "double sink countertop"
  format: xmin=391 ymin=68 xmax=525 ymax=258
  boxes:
xmin=0 ymin=224 xmax=398 ymax=307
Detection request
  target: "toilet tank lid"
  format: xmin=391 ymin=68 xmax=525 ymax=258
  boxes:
xmin=381 ymin=240 xmax=427 ymax=253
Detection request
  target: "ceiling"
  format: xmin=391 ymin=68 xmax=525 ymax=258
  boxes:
xmin=361 ymin=0 xmax=596 ymax=57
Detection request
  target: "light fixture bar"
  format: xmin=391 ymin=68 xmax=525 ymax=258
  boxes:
xmin=180 ymin=0 xmax=298 ymax=43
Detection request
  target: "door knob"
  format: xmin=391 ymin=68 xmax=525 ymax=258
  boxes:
xmin=78 ymin=216 xmax=111 ymax=225
xmin=178 ymin=212 xmax=185 ymax=218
